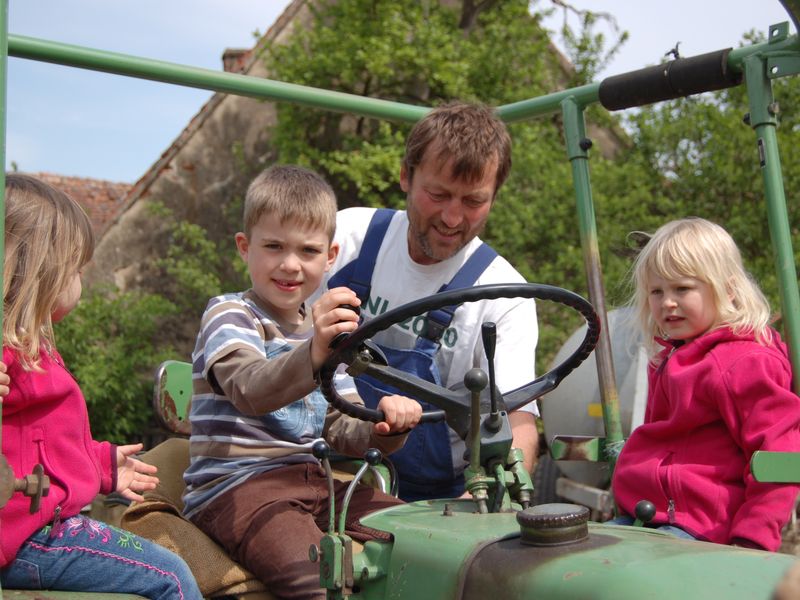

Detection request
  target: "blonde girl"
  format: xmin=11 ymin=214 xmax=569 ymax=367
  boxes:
xmin=0 ymin=174 xmax=202 ymax=599
xmin=611 ymin=217 xmax=800 ymax=551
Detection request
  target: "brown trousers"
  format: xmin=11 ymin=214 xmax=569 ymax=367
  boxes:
xmin=190 ymin=462 xmax=404 ymax=600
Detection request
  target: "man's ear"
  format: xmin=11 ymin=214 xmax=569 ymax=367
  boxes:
xmin=399 ymin=165 xmax=410 ymax=193
xmin=234 ymin=232 xmax=249 ymax=260
xmin=325 ymin=241 xmax=340 ymax=271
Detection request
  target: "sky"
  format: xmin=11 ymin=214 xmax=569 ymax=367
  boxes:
xmin=5 ymin=0 xmax=796 ymax=183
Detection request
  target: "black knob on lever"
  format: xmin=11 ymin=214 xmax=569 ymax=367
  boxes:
xmin=634 ymin=499 xmax=656 ymax=526
xmin=312 ymin=440 xmax=337 ymax=534
xmin=481 ymin=322 xmax=502 ymax=433
xmin=329 ymin=304 xmax=361 ymax=349
xmin=364 ymin=448 xmax=382 ymax=467
xmin=312 ymin=440 xmax=331 ymax=460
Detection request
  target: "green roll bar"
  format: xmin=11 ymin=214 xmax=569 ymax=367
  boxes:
xmin=0 ymin=2 xmax=799 ymax=482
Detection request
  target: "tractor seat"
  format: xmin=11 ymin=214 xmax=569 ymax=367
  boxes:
xmin=121 ymin=361 xmax=379 ymax=599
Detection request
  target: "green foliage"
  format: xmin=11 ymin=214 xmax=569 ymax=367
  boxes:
xmin=57 ymin=1 xmax=800 ymax=443
xmin=265 ymin=0 xmax=558 ymax=209
xmin=152 ymin=201 xmax=245 ymax=316
xmin=618 ymin=71 xmax=800 ymax=321
xmin=56 ymin=200 xmax=247 ymax=442
xmin=264 ymin=0 xmax=588 ymax=363
xmin=55 ymin=288 xmax=177 ymax=444
xmin=261 ymin=0 xmax=800 ymax=371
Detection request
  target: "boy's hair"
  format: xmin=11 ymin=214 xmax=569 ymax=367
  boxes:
xmin=402 ymin=102 xmax=512 ymax=198
xmin=4 ymin=173 xmax=95 ymax=368
xmin=631 ymin=217 xmax=771 ymax=356
xmin=243 ymin=165 xmax=337 ymax=240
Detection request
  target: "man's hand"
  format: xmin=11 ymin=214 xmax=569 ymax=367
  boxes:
xmin=310 ymin=286 xmax=361 ymax=371
xmin=374 ymin=394 xmax=423 ymax=435
xmin=509 ymin=411 xmax=539 ymax=474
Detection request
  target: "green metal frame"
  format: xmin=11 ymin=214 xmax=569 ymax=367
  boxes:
xmin=3 ymin=19 xmax=799 ymax=454
xmin=2 ymin=3 xmax=800 ymax=597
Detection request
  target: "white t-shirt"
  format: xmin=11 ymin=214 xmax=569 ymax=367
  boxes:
xmin=322 ymin=207 xmax=539 ymax=416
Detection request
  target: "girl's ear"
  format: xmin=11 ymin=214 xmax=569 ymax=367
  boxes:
xmin=726 ymin=276 xmax=737 ymax=304
xmin=325 ymin=241 xmax=339 ymax=272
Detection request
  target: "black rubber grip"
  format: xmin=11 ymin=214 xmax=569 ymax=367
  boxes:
xmin=599 ymin=48 xmax=742 ymax=111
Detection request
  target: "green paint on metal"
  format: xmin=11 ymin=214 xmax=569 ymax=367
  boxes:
xmin=353 ymin=501 xmax=796 ymax=600
xmin=743 ymin=54 xmax=800 ymax=395
xmin=752 ymin=450 xmax=800 ymax=482
xmin=560 ymin=98 xmax=624 ymax=474
xmin=7 ymin=35 xmax=429 ymax=125
xmin=161 ymin=360 xmax=192 ymax=421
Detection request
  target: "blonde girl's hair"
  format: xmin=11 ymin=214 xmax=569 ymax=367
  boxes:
xmin=243 ymin=165 xmax=337 ymax=241
xmin=4 ymin=173 xmax=95 ymax=369
xmin=630 ymin=217 xmax=771 ymax=357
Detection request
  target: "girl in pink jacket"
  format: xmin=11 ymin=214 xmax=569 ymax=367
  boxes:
xmin=0 ymin=174 xmax=201 ymax=598
xmin=612 ymin=217 xmax=800 ymax=551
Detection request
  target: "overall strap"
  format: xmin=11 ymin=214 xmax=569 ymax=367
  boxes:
xmin=334 ymin=208 xmax=396 ymax=303
xmin=422 ymin=243 xmax=498 ymax=343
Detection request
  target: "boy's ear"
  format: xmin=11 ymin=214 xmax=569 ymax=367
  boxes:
xmin=234 ymin=232 xmax=249 ymax=259
xmin=325 ymin=241 xmax=339 ymax=271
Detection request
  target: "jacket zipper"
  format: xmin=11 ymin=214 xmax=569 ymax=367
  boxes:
xmin=49 ymin=505 xmax=62 ymax=537
xmin=667 ymin=499 xmax=676 ymax=524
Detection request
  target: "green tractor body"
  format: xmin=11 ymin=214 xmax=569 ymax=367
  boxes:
xmin=347 ymin=499 xmax=796 ymax=599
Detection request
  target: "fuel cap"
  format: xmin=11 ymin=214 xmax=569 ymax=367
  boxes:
xmin=516 ymin=503 xmax=589 ymax=546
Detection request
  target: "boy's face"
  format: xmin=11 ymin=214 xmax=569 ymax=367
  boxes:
xmin=235 ymin=213 xmax=337 ymax=324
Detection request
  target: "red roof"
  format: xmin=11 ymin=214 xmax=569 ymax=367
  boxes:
xmin=29 ymin=172 xmax=132 ymax=235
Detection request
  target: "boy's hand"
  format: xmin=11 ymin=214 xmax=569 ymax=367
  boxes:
xmin=0 ymin=361 xmax=10 ymax=400
xmin=310 ymin=287 xmax=361 ymax=370
xmin=115 ymin=443 xmax=159 ymax=503
xmin=374 ymin=394 xmax=422 ymax=435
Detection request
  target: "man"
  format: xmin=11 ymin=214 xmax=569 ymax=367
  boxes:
xmin=324 ymin=102 xmax=538 ymax=501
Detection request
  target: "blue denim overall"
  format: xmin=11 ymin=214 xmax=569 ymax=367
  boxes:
xmin=329 ymin=209 xmax=496 ymax=501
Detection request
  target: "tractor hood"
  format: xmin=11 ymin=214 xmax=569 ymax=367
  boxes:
xmin=355 ymin=500 xmax=796 ymax=600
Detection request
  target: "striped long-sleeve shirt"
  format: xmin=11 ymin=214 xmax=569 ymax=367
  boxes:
xmin=182 ymin=290 xmax=405 ymax=519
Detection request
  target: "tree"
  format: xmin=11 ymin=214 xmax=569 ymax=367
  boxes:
xmin=59 ymin=1 xmax=800 ymax=440
xmin=266 ymin=2 xmax=800 ymax=365
xmin=265 ymin=0 xmax=611 ymax=361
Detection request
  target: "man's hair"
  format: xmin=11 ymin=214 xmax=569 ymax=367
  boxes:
xmin=4 ymin=173 xmax=95 ymax=369
xmin=243 ymin=165 xmax=337 ymax=240
xmin=402 ymin=102 xmax=512 ymax=198
xmin=630 ymin=217 xmax=771 ymax=357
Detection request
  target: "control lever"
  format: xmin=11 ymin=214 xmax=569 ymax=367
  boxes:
xmin=311 ymin=440 xmax=336 ymax=533
xmin=339 ymin=450 xmax=383 ymax=529
xmin=329 ymin=304 xmax=361 ymax=349
xmin=481 ymin=322 xmax=502 ymax=433
xmin=309 ymin=442 xmax=381 ymax=597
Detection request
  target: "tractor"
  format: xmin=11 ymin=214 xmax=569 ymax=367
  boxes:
xmin=2 ymin=1 xmax=800 ymax=598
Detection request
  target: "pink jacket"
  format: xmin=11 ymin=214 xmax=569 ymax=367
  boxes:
xmin=0 ymin=347 xmax=116 ymax=566
xmin=612 ymin=327 xmax=800 ymax=551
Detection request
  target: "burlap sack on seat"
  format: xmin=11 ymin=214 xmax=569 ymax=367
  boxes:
xmin=120 ymin=437 xmax=276 ymax=600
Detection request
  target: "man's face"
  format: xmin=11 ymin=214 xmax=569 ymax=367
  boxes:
xmin=402 ymin=151 xmax=497 ymax=265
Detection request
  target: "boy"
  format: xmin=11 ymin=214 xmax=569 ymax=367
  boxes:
xmin=183 ymin=165 xmax=422 ymax=600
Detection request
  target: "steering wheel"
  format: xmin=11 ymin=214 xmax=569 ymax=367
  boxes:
xmin=318 ymin=283 xmax=599 ymax=429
